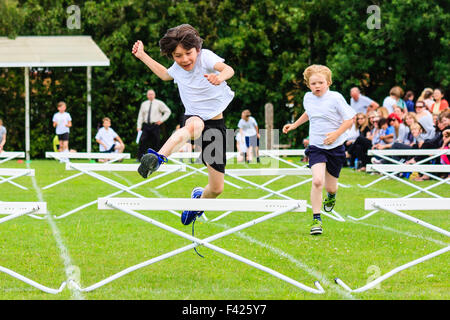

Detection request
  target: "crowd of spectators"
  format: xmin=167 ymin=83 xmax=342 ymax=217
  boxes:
xmin=344 ymin=86 xmax=449 ymax=180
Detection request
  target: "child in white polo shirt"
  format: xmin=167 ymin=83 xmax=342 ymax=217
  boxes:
xmin=283 ymin=65 xmax=355 ymax=235
xmin=132 ymin=24 xmax=235 ymax=226
xmin=95 ymin=117 xmax=125 ymax=162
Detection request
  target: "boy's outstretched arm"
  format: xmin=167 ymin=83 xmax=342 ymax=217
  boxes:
xmin=204 ymin=62 xmax=234 ymax=85
xmin=132 ymin=40 xmax=173 ymax=81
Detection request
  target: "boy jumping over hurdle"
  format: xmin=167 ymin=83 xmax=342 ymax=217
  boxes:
xmin=283 ymin=65 xmax=355 ymax=235
xmin=132 ymin=24 xmax=235 ymax=226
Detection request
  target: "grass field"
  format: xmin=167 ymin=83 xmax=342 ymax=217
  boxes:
xmin=0 ymin=156 xmax=449 ymax=300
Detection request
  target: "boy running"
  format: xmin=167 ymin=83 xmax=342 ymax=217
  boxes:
xmin=283 ymin=65 xmax=355 ymax=235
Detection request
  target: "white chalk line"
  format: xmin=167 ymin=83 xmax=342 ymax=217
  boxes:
xmin=27 ymin=163 xmax=84 ymax=299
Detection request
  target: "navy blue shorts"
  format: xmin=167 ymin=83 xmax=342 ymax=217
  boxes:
xmin=305 ymin=144 xmax=346 ymax=178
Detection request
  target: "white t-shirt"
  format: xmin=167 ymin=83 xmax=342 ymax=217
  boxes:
xmin=95 ymin=127 xmax=118 ymax=152
xmin=0 ymin=125 xmax=6 ymax=143
xmin=167 ymin=49 xmax=234 ymax=120
xmin=238 ymin=116 xmax=258 ymax=137
xmin=382 ymin=96 xmax=397 ymax=114
xmin=350 ymin=94 xmax=373 ymax=114
xmin=303 ymin=90 xmax=356 ymax=149
xmin=52 ymin=112 xmax=72 ymax=135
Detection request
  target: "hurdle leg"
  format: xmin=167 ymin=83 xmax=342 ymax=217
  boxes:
xmin=42 ymin=171 xmax=84 ymax=190
xmin=379 ymin=170 xmax=442 ymax=198
xmin=0 ymin=175 xmax=28 ymax=190
xmin=335 ymin=246 xmax=450 ymax=293
xmin=375 ymin=205 xmax=450 ymax=237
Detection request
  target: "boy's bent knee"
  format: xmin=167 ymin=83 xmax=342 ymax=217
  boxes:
xmin=312 ymin=178 xmax=324 ymax=189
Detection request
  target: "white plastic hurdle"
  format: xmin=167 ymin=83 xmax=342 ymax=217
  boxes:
xmin=258 ymin=149 xmax=350 ymax=188
xmin=359 ymin=149 xmax=450 ymax=189
xmin=65 ymin=197 xmax=325 ymax=294
xmin=335 ymin=198 xmax=450 ymax=293
xmin=366 ymin=164 xmax=450 ymax=198
xmin=0 ymin=168 xmax=35 ymax=190
xmin=212 ymin=167 xmax=346 ymax=222
xmin=0 ymin=202 xmax=67 ymax=294
xmin=52 ymin=162 xmax=187 ymax=219
xmin=43 ymin=151 xmax=131 ymax=190
xmin=0 ymin=151 xmax=25 ymax=165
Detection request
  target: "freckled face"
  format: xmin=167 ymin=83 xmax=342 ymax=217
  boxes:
xmin=308 ymin=74 xmax=329 ymax=97
xmin=172 ymin=45 xmax=199 ymax=71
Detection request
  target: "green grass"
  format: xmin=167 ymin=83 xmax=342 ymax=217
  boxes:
xmin=0 ymin=157 xmax=449 ymax=300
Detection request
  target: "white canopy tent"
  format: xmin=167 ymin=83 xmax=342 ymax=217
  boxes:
xmin=0 ymin=36 xmax=110 ymax=160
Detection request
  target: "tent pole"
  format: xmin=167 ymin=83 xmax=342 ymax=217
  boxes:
xmin=86 ymin=66 xmax=92 ymax=153
xmin=24 ymin=67 xmax=30 ymax=161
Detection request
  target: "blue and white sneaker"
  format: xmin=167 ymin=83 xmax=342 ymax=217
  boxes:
xmin=138 ymin=148 xmax=168 ymax=178
xmin=181 ymin=187 xmax=204 ymax=225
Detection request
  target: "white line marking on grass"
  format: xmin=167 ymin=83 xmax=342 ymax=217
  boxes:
xmin=215 ymin=222 xmax=356 ymax=300
xmin=347 ymin=220 xmax=448 ymax=246
xmin=27 ymin=163 xmax=84 ymax=299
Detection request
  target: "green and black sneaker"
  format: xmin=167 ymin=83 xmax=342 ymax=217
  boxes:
xmin=323 ymin=193 xmax=336 ymax=212
xmin=310 ymin=219 xmax=323 ymax=235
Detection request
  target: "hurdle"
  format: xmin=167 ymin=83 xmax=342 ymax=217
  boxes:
xmin=0 ymin=201 xmax=67 ymax=294
xmin=0 ymin=168 xmax=35 ymax=190
xmin=65 ymin=197 xmax=325 ymax=294
xmin=335 ymin=198 xmax=450 ymax=293
xmin=211 ymin=167 xmax=346 ymax=222
xmin=52 ymin=162 xmax=187 ymax=219
xmin=366 ymin=164 xmax=450 ymax=198
xmin=43 ymin=151 xmax=131 ymax=190
xmin=0 ymin=151 xmax=25 ymax=165
xmin=359 ymin=149 xmax=450 ymax=189
xmin=258 ymin=149 xmax=350 ymax=188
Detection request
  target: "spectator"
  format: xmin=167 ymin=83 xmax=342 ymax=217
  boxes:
xmin=52 ymin=101 xmax=72 ymax=154
xmin=419 ymin=89 xmax=435 ymax=110
xmin=95 ymin=117 xmax=125 ymax=162
xmin=0 ymin=118 xmax=6 ymax=152
xmin=347 ymin=113 xmax=372 ymax=171
xmin=404 ymin=91 xmax=415 ymax=112
xmin=349 ymin=87 xmax=379 ymax=114
xmin=383 ymin=86 xmax=405 ymax=114
xmin=238 ymin=109 xmax=260 ymax=163
xmin=429 ymin=88 xmax=449 ymax=115
xmin=344 ymin=117 xmax=360 ymax=167
xmin=235 ymin=131 xmax=247 ymax=162
xmin=414 ymin=100 xmax=435 ymax=141
xmin=136 ymin=89 xmax=172 ymax=161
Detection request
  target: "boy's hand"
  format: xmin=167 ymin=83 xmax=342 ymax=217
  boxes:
xmin=132 ymin=40 xmax=145 ymax=59
xmin=282 ymin=124 xmax=293 ymax=134
xmin=324 ymin=131 xmax=339 ymax=145
xmin=204 ymin=74 xmax=222 ymax=85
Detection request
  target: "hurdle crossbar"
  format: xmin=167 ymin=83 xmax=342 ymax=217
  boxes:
xmin=65 ymin=163 xmax=186 ymax=172
xmin=45 ymin=151 xmax=131 ymax=160
xmin=0 ymin=151 xmax=25 ymax=164
xmin=226 ymin=168 xmax=311 ymax=176
xmin=0 ymin=168 xmax=35 ymax=190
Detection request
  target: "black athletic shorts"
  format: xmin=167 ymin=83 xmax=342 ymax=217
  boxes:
xmin=185 ymin=115 xmax=227 ymax=173
xmin=57 ymin=132 xmax=69 ymax=141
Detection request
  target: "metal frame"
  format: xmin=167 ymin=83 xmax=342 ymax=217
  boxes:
xmin=63 ymin=197 xmax=326 ymax=294
xmin=335 ymin=198 xmax=450 ymax=292
xmin=51 ymin=162 xmax=186 ymax=219
xmin=0 ymin=168 xmax=34 ymax=190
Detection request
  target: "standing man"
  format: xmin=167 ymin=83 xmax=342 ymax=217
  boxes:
xmin=350 ymin=87 xmax=379 ymax=114
xmin=136 ymin=89 xmax=171 ymax=161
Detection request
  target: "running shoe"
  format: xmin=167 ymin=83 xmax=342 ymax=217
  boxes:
xmin=323 ymin=194 xmax=336 ymax=212
xmin=181 ymin=187 xmax=204 ymax=225
xmin=138 ymin=148 xmax=168 ymax=178
xmin=310 ymin=219 xmax=323 ymax=235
